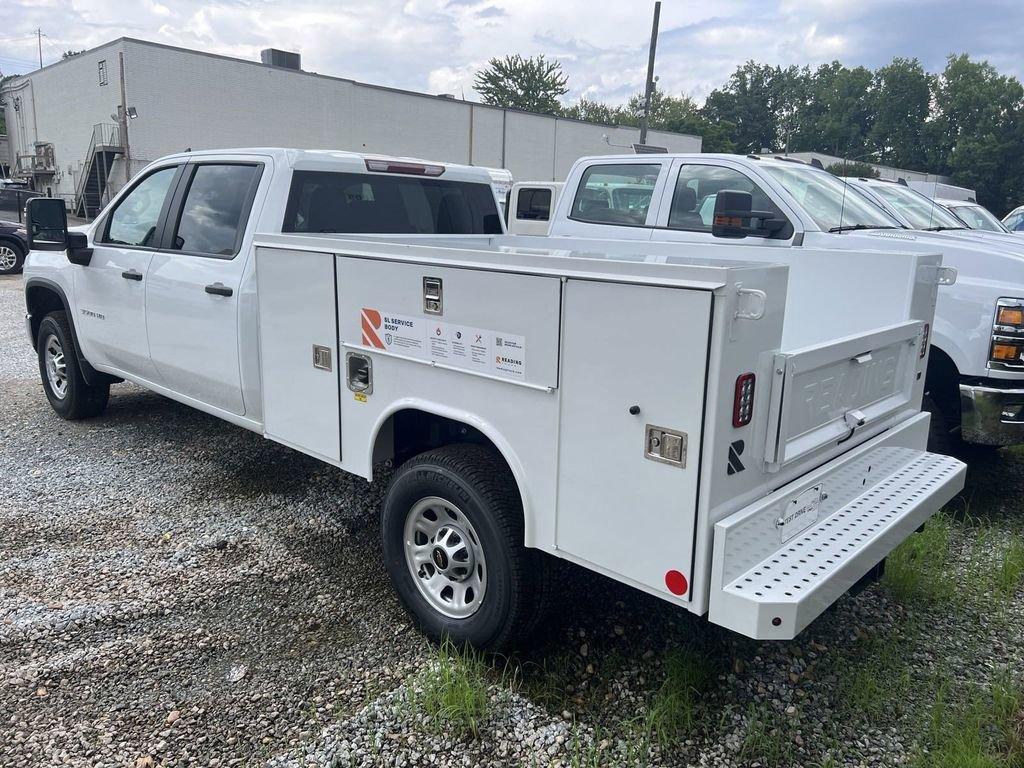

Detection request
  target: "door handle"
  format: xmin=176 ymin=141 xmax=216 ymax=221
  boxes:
xmin=204 ymin=282 xmax=233 ymax=297
xmin=121 ymin=269 xmax=143 ymax=281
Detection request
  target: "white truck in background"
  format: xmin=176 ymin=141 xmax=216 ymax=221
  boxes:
xmin=511 ymin=154 xmax=1024 ymax=453
xmin=23 ymin=148 xmax=964 ymax=650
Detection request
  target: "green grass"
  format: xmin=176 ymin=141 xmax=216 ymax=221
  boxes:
xmin=408 ymin=638 xmax=491 ymax=739
xmin=993 ymin=535 xmax=1024 ymax=599
xmin=913 ymin=675 xmax=1024 ymax=768
xmin=640 ymin=647 xmax=715 ymax=749
xmin=883 ymin=513 xmax=953 ymax=605
xmin=738 ymin=703 xmax=795 ymax=767
xmin=835 ymin=627 xmax=914 ymax=721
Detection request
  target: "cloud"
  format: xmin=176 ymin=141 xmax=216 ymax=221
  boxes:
xmin=1 ymin=0 xmax=1022 ymax=106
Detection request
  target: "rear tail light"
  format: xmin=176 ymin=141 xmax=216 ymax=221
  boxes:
xmin=364 ymin=159 xmax=445 ymax=176
xmin=733 ymin=373 xmax=756 ymax=427
xmin=919 ymin=322 xmax=930 ymax=359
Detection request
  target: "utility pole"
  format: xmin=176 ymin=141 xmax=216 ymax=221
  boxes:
xmin=638 ymin=1 xmax=661 ymax=146
xmin=119 ymin=51 xmax=132 ymax=183
xmin=36 ymin=28 xmax=43 ymax=69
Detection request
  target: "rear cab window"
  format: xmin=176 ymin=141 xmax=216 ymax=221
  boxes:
xmin=171 ymin=163 xmax=262 ymax=256
xmin=283 ymin=171 xmax=503 ymax=235
xmin=569 ymin=163 xmax=661 ymax=227
xmin=515 ymin=188 xmax=552 ymax=222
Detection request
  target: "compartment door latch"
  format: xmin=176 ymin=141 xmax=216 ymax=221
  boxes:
xmin=645 ymin=425 xmax=688 ymax=468
xmin=423 ymin=276 xmax=443 ymax=315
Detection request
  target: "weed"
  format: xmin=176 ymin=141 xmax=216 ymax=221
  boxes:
xmin=883 ymin=513 xmax=952 ymax=605
xmin=995 ymin=535 xmax=1024 ymax=599
xmin=913 ymin=674 xmax=1024 ymax=767
xmin=408 ymin=638 xmax=490 ymax=739
xmin=835 ymin=628 xmax=914 ymax=721
xmin=640 ymin=647 xmax=715 ymax=750
xmin=738 ymin=702 xmax=795 ymax=767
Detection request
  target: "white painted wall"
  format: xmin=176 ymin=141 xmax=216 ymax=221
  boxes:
xmin=3 ymin=38 xmax=702 ymax=203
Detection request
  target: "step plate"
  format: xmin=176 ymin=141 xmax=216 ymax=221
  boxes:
xmin=709 ymin=449 xmax=965 ymax=640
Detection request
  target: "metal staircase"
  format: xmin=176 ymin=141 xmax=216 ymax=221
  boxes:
xmin=74 ymin=124 xmax=123 ymax=219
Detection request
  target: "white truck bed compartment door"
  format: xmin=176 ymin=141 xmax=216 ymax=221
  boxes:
xmin=256 ymin=248 xmax=341 ymax=463
xmin=764 ymin=321 xmax=923 ymax=472
xmin=555 ymin=280 xmax=711 ymax=600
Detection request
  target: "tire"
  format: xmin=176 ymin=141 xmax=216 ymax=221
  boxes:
xmin=381 ymin=444 xmax=546 ymax=651
xmin=922 ymin=393 xmax=958 ymax=456
xmin=37 ymin=311 xmax=110 ymax=420
xmin=0 ymin=240 xmax=25 ymax=275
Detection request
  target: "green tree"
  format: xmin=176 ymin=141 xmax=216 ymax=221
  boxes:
xmin=826 ymin=161 xmax=880 ymax=178
xmin=560 ymin=97 xmax=620 ymax=125
xmin=793 ymin=62 xmax=874 ymax=157
xmin=867 ymin=57 xmax=932 ymax=169
xmin=474 ymin=54 xmax=568 ymax=115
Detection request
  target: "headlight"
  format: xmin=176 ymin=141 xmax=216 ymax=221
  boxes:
xmin=990 ymin=298 xmax=1024 ymax=369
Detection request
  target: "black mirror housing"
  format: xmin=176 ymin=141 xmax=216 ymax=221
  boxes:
xmin=66 ymin=231 xmax=93 ymax=266
xmin=26 ymin=197 xmax=69 ymax=251
xmin=711 ymin=190 xmax=754 ymax=238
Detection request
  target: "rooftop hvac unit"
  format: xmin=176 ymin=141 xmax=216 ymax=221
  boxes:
xmin=260 ymin=49 xmax=301 ymax=71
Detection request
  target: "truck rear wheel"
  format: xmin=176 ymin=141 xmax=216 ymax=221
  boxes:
xmin=37 ymin=311 xmax=109 ymax=420
xmin=381 ymin=444 xmax=544 ymax=651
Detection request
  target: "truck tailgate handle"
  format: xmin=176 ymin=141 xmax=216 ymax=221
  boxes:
xmin=205 ymin=282 xmax=233 ymax=297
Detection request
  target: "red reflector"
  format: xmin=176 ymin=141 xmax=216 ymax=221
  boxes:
xmin=920 ymin=323 xmax=930 ymax=359
xmin=665 ymin=570 xmax=688 ymax=596
xmin=732 ymin=372 xmax=756 ymax=427
xmin=364 ymin=158 xmax=445 ymax=176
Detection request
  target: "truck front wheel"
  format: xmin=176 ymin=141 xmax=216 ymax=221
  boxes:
xmin=37 ymin=311 xmax=109 ymax=420
xmin=381 ymin=444 xmax=544 ymax=651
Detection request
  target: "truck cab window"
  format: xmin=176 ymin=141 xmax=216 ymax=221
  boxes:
xmin=283 ymin=171 xmax=502 ymax=235
xmin=569 ymin=163 xmax=659 ymax=226
xmin=669 ymin=165 xmax=786 ymax=234
xmin=103 ymin=166 xmax=178 ymax=247
xmin=516 ymin=188 xmax=552 ymax=221
xmin=172 ymin=164 xmax=260 ymax=256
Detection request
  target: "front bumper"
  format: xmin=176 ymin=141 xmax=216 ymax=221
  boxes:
xmin=960 ymin=382 xmax=1024 ymax=446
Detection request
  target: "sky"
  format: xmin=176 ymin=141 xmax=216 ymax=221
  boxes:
xmin=1 ymin=0 xmax=1023 ymax=106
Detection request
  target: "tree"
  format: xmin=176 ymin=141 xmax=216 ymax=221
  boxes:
xmin=62 ymin=50 xmax=85 ymax=59
xmin=792 ymin=62 xmax=874 ymax=157
xmin=474 ymin=54 xmax=568 ymax=115
xmin=867 ymin=58 xmax=932 ymax=169
xmin=561 ymin=97 xmax=620 ymax=125
xmin=0 ymin=73 xmax=18 ymax=135
xmin=826 ymin=161 xmax=880 ymax=178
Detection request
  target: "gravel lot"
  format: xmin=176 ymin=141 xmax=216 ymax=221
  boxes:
xmin=2 ymin=272 xmax=1023 ymax=767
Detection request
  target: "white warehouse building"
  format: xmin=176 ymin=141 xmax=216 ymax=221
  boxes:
xmin=1 ymin=38 xmax=701 ymax=217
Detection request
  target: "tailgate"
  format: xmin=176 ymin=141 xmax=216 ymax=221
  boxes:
xmin=764 ymin=321 xmax=923 ymax=472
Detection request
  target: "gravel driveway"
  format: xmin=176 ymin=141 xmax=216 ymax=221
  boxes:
xmin=2 ymin=273 xmax=1023 ymax=768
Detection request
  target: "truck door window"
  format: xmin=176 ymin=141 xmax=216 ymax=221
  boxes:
xmin=171 ymin=164 xmax=260 ymax=256
xmin=668 ymin=164 xmax=787 ymax=235
xmin=283 ymin=171 xmax=502 ymax=234
xmin=103 ymin=166 xmax=178 ymax=247
xmin=516 ymin=188 xmax=552 ymax=221
xmin=569 ymin=163 xmax=659 ymax=226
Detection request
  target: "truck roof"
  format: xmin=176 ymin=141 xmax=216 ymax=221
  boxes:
xmin=151 ymin=147 xmax=498 ymax=185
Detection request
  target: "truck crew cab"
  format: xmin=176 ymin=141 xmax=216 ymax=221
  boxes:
xmin=24 ymin=148 xmax=964 ymax=650
xmin=515 ymin=154 xmax=1024 ymax=453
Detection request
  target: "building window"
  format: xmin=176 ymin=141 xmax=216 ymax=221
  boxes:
xmin=98 ymin=60 xmax=107 ymax=86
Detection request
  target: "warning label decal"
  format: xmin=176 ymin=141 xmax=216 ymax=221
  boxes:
xmin=361 ymin=308 xmax=525 ymax=380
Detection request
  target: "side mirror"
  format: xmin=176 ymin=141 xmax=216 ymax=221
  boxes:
xmin=712 ymin=189 xmax=788 ymax=239
xmin=66 ymin=232 xmax=93 ymax=266
xmin=26 ymin=197 xmax=69 ymax=251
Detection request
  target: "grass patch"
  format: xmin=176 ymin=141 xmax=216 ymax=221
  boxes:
xmin=408 ymin=638 xmax=491 ymax=739
xmin=640 ymin=647 xmax=715 ymax=749
xmin=993 ymin=535 xmax=1024 ymax=599
xmin=738 ymin=702 xmax=795 ymax=767
xmin=914 ymin=675 xmax=1024 ymax=767
xmin=835 ymin=628 xmax=914 ymax=721
xmin=883 ymin=513 xmax=953 ymax=605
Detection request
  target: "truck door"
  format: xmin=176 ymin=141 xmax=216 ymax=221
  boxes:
xmin=145 ymin=161 xmax=264 ymax=415
xmin=650 ymin=161 xmax=797 ymax=247
xmin=74 ymin=164 xmax=182 ymax=381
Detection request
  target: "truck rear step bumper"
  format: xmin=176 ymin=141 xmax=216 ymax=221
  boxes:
xmin=708 ymin=416 xmax=966 ymax=639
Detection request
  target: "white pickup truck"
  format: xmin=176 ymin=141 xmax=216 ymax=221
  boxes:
xmin=510 ymin=154 xmax=1024 ymax=453
xmin=23 ymin=148 xmax=964 ymax=650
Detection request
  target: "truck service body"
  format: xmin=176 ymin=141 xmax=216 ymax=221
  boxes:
xmin=23 ymin=148 xmax=964 ymax=649
xmin=507 ymin=153 xmax=1024 ymax=451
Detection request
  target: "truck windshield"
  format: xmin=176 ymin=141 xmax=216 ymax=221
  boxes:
xmin=866 ymin=184 xmax=967 ymax=231
xmin=947 ymin=203 xmax=1008 ymax=232
xmin=760 ymin=164 xmax=900 ymax=232
xmin=283 ymin=171 xmax=503 ymax=235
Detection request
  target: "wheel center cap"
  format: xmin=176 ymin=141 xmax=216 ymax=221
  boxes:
xmin=432 ymin=547 xmax=449 ymax=570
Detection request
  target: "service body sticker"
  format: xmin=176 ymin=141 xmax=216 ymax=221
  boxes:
xmin=777 ymin=484 xmax=823 ymax=543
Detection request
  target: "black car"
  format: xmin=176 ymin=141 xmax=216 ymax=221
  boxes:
xmin=0 ymin=218 xmax=29 ymax=276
